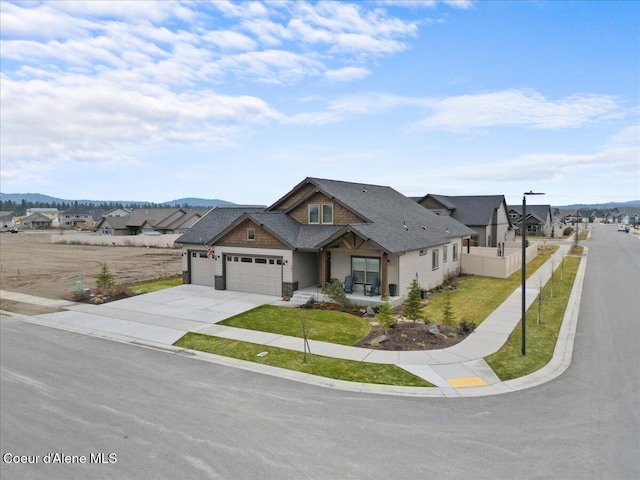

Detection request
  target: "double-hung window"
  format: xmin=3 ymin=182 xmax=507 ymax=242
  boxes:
xmin=322 ymin=204 xmax=333 ymax=224
xmin=308 ymin=204 xmax=320 ymax=224
xmin=309 ymin=203 xmax=333 ymax=224
xmin=453 ymin=244 xmax=459 ymax=261
xmin=432 ymin=250 xmax=439 ymax=270
xmin=351 ymin=257 xmax=380 ymax=284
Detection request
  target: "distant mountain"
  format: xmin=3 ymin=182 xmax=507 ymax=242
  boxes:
xmin=0 ymin=193 xmax=233 ymax=208
xmin=555 ymin=200 xmax=640 ymax=210
xmin=160 ymin=197 xmax=234 ymax=207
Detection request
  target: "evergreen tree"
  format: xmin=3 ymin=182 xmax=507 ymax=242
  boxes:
xmin=95 ymin=263 xmax=115 ymax=290
xmin=402 ymin=278 xmax=423 ymax=323
xmin=442 ymin=291 xmax=455 ymax=326
xmin=375 ymin=293 xmax=395 ymax=334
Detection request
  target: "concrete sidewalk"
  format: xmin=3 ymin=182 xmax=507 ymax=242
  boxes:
xmin=0 ymin=242 xmax=585 ymax=396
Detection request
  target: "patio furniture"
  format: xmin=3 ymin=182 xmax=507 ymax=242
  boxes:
xmin=343 ymin=275 xmax=353 ymax=294
xmin=363 ymin=278 xmax=380 ymax=296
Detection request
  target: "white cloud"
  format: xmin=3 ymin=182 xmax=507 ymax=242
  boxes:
xmin=412 ymin=90 xmax=623 ymax=132
xmin=325 ymin=66 xmax=371 ymax=81
xmin=295 ymin=89 xmax=623 ymax=131
xmin=428 ymin=127 xmax=639 ymax=183
xmin=203 ymin=30 xmax=257 ymax=51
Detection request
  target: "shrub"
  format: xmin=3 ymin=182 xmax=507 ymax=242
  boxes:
xmin=325 ymin=278 xmax=349 ymax=307
xmin=458 ymin=319 xmax=477 ymax=334
xmin=563 ymin=226 xmax=573 ymax=236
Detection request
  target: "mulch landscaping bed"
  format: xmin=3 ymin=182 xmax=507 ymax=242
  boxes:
xmin=353 ymin=320 xmax=470 ymax=351
xmin=305 ymin=302 xmax=472 ymax=351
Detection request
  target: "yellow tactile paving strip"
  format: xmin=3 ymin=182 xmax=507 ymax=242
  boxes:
xmin=447 ymin=377 xmax=488 ymax=388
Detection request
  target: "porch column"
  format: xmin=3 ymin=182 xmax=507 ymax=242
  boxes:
xmin=381 ymin=252 xmax=388 ymax=296
xmin=320 ymin=249 xmax=327 ymax=290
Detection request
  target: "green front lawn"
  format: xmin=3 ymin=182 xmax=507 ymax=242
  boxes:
xmin=218 ymin=305 xmax=371 ymax=345
xmin=174 ymin=333 xmax=432 ymax=387
xmin=422 ymin=245 xmax=558 ymax=325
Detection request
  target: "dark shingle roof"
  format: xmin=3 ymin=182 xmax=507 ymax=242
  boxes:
xmin=508 ymin=204 xmax=552 ymax=223
xmin=176 ymin=206 xmax=266 ymax=245
xmin=279 ymin=178 xmax=474 ymax=252
xmin=178 ymin=178 xmax=475 ymax=253
xmin=424 ymin=194 xmax=507 ymax=226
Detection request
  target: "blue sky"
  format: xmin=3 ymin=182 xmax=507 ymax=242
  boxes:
xmin=1 ymin=1 xmax=638 ymax=206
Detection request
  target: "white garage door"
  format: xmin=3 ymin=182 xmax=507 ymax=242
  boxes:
xmin=191 ymin=251 xmax=216 ymax=286
xmin=225 ymin=255 xmax=282 ymax=296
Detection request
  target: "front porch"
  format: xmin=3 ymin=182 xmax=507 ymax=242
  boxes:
xmin=290 ymin=285 xmax=404 ymax=309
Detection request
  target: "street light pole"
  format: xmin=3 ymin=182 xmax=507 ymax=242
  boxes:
xmin=521 ymin=191 xmax=545 ymax=356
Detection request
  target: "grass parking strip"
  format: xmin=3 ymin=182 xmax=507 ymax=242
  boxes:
xmin=174 ymin=333 xmax=433 ymax=387
xmin=485 ymin=252 xmax=581 ymax=380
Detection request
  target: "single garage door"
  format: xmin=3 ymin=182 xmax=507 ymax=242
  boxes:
xmin=191 ymin=251 xmax=215 ymax=286
xmin=226 ymin=255 xmax=282 ymax=296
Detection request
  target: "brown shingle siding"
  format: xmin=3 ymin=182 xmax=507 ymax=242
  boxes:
xmin=289 ymin=192 xmax=364 ymax=225
xmin=217 ymin=218 xmax=285 ymax=247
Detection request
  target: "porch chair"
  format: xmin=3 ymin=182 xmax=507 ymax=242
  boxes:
xmin=343 ymin=275 xmax=354 ymax=294
xmin=363 ymin=277 xmax=380 ymax=296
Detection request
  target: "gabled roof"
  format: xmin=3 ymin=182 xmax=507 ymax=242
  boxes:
xmin=421 ymin=194 xmax=509 ymax=227
xmin=22 ymin=212 xmax=52 ymax=223
xmin=125 ymin=208 xmax=187 ymax=228
xmin=508 ymin=204 xmax=552 ymax=223
xmin=420 ymin=194 xmax=457 ymax=211
xmin=179 ymin=178 xmax=474 ymax=254
xmin=96 ymin=216 xmax=130 ymax=229
xmin=177 ymin=206 xmax=267 ymax=245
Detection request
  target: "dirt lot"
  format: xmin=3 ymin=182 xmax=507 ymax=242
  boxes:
xmin=1 ymin=231 xmax=182 ymax=314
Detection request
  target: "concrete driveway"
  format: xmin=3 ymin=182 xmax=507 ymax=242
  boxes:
xmin=29 ymin=285 xmax=283 ymax=346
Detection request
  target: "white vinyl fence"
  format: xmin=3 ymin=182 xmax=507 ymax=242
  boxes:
xmin=51 ymin=233 xmax=180 ymax=248
xmin=461 ymin=242 xmax=538 ymax=279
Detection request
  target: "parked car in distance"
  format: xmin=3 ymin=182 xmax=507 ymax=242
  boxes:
xmin=617 ymin=224 xmax=628 ymax=232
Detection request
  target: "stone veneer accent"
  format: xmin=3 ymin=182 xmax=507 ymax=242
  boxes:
xmin=182 ymin=270 xmax=190 ymax=284
xmin=282 ymin=281 xmax=298 ymax=298
xmin=214 ymin=275 xmax=225 ymax=290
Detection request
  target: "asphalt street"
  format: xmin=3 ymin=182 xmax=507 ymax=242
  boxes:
xmin=1 ymin=223 xmax=638 ymax=480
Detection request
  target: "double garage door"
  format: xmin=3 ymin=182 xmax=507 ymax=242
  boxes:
xmin=190 ymin=252 xmax=282 ymax=296
xmin=226 ymin=255 xmax=282 ymax=296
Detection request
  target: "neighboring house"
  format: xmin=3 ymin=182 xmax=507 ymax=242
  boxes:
xmin=0 ymin=211 xmax=15 ymax=228
xmin=416 ymin=194 xmax=515 ymax=247
xmin=59 ymin=208 xmax=104 ymax=228
xmin=25 ymin=208 xmax=59 ymax=221
xmin=604 ymin=207 xmax=640 ymax=225
xmin=508 ymin=204 xmax=553 ymax=236
xmin=176 ymin=177 xmax=475 ymax=298
xmin=95 ymin=208 xmax=209 ymax=235
xmin=102 ymin=207 xmax=131 ymax=217
xmin=20 ymin=212 xmax=53 ymax=229
xmin=96 ymin=216 xmax=130 ymax=236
